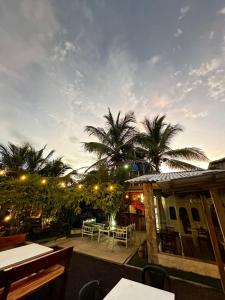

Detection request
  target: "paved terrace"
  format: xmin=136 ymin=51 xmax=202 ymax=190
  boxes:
xmin=46 ymin=231 xmax=146 ymax=264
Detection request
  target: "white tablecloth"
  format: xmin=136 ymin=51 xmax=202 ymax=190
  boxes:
xmin=104 ymin=278 xmax=175 ymax=300
xmin=0 ymin=243 xmax=53 ymax=270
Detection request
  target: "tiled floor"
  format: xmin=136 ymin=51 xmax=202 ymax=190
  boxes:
xmin=46 ymin=231 xmax=146 ymax=264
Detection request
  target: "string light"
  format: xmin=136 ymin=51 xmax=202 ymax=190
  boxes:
xmin=0 ymin=170 xmax=6 ymax=176
xmin=59 ymin=181 xmax=66 ymax=188
xmin=41 ymin=178 xmax=47 ymax=185
xmin=3 ymin=214 xmax=12 ymax=223
xmin=94 ymin=185 xmax=99 ymax=191
xmin=20 ymin=175 xmax=27 ymax=181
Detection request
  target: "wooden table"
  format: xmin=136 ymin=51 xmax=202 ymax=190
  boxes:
xmin=103 ymin=278 xmax=175 ymax=300
xmin=0 ymin=243 xmax=53 ymax=270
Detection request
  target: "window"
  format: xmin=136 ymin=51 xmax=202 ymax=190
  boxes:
xmin=169 ymin=206 xmax=177 ymax=220
xmin=191 ymin=207 xmax=200 ymax=221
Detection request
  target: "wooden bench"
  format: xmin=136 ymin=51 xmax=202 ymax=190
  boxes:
xmin=0 ymin=234 xmax=26 ymax=250
xmin=0 ymin=246 xmax=73 ymax=300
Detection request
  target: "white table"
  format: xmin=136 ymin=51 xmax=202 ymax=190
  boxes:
xmin=0 ymin=243 xmax=53 ymax=270
xmin=103 ymin=278 xmax=175 ymax=300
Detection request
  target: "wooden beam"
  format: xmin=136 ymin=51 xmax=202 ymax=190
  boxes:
xmin=143 ymin=183 xmax=158 ymax=264
xmin=210 ymin=188 xmax=225 ymax=243
xmin=201 ymin=195 xmax=225 ymax=293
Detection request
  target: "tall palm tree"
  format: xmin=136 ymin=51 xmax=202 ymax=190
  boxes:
xmin=136 ymin=115 xmax=208 ymax=172
xmin=84 ymin=109 xmax=137 ymax=169
xmin=0 ymin=143 xmax=74 ymax=177
xmin=0 ymin=143 xmax=30 ymax=172
xmin=39 ymin=157 xmax=74 ymax=177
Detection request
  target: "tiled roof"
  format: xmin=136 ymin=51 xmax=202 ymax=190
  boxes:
xmin=126 ymin=169 xmax=225 ymax=183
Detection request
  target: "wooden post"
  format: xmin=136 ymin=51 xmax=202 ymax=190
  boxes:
xmin=143 ymin=183 xmax=158 ymax=263
xmin=210 ymin=188 xmax=225 ymax=243
xmin=201 ymin=195 xmax=225 ymax=293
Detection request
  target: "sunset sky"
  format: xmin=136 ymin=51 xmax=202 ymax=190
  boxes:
xmin=0 ymin=0 xmax=225 ymax=171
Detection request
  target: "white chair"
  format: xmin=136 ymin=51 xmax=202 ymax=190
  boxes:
xmin=113 ymin=227 xmax=130 ymax=248
xmin=81 ymin=224 xmax=99 ymax=240
xmin=98 ymin=226 xmax=110 ymax=242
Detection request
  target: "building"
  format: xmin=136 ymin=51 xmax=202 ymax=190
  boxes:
xmin=126 ymin=169 xmax=225 ymax=292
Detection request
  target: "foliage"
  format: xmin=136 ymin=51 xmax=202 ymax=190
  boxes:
xmin=0 ymin=143 xmax=74 ymax=177
xmin=0 ymin=175 xmax=124 ymax=234
xmin=0 ymin=175 xmax=81 ymax=233
xmin=84 ymin=108 xmax=137 ymax=169
xmin=135 ymin=115 xmax=208 ymax=171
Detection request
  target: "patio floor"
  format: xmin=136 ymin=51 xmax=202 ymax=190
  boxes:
xmin=46 ymin=231 xmax=146 ymax=264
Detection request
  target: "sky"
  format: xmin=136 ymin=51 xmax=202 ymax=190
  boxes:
xmin=0 ymin=0 xmax=225 ymax=171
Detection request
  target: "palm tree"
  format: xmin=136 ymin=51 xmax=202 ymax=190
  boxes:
xmin=136 ymin=115 xmax=208 ymax=172
xmin=0 ymin=143 xmax=74 ymax=177
xmin=84 ymin=109 xmax=137 ymax=169
xmin=0 ymin=143 xmax=30 ymax=172
xmin=39 ymin=157 xmax=74 ymax=177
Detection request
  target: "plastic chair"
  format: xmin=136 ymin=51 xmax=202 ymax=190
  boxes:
xmin=78 ymin=280 xmax=102 ymax=300
xmin=142 ymin=265 xmax=170 ymax=291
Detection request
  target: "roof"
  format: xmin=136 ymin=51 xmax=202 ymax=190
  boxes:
xmin=126 ymin=169 xmax=225 ymax=184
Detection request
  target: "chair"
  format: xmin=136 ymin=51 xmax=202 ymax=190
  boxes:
xmin=112 ymin=227 xmax=130 ymax=248
xmin=142 ymin=265 xmax=170 ymax=291
xmin=0 ymin=234 xmax=26 ymax=250
xmin=78 ymin=280 xmax=101 ymax=300
xmin=0 ymin=246 xmax=73 ymax=300
xmin=82 ymin=225 xmax=99 ymax=240
xmin=98 ymin=226 xmax=110 ymax=243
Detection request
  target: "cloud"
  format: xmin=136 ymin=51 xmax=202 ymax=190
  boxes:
xmin=189 ymin=58 xmax=221 ymax=77
xmin=178 ymin=6 xmax=190 ymax=20
xmin=170 ymin=108 xmax=208 ymax=119
xmin=148 ymin=55 xmax=161 ymax=65
xmin=209 ymin=31 xmax=215 ymax=39
xmin=69 ymin=136 xmax=79 ymax=143
xmin=218 ymin=7 xmax=225 ymax=14
xmin=51 ymin=41 xmax=77 ymax=62
xmin=174 ymin=28 xmax=183 ymax=38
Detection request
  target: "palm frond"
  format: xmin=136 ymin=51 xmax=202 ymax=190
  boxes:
xmin=164 ymin=158 xmax=203 ymax=171
xmin=164 ymin=147 xmax=208 ymax=161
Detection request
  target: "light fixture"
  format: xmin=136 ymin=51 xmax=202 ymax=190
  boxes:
xmin=94 ymin=185 xmax=99 ymax=191
xmin=78 ymin=184 xmax=83 ymax=189
xmin=20 ymin=175 xmax=27 ymax=181
xmin=3 ymin=214 xmax=12 ymax=223
xmin=125 ymin=194 xmax=129 ymax=199
xmin=109 ymin=185 xmax=114 ymax=191
xmin=0 ymin=170 xmax=6 ymax=176
xmin=124 ymin=164 xmax=129 ymax=169
xmin=59 ymin=181 xmax=66 ymax=188
xmin=41 ymin=178 xmax=47 ymax=185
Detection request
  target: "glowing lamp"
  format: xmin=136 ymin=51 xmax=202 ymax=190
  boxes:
xmin=59 ymin=182 xmax=66 ymax=188
xmin=124 ymin=164 xmax=129 ymax=169
xmin=78 ymin=184 xmax=83 ymax=189
xmin=3 ymin=215 xmax=12 ymax=223
xmin=41 ymin=179 xmax=47 ymax=185
xmin=0 ymin=170 xmax=6 ymax=176
xmin=20 ymin=175 xmax=27 ymax=181
xmin=125 ymin=194 xmax=129 ymax=199
xmin=109 ymin=185 xmax=114 ymax=191
xmin=94 ymin=185 xmax=99 ymax=191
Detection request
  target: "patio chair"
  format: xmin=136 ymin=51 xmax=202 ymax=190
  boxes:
xmin=82 ymin=225 xmax=99 ymax=240
xmin=98 ymin=226 xmax=110 ymax=243
xmin=0 ymin=234 xmax=26 ymax=250
xmin=78 ymin=280 xmax=102 ymax=300
xmin=0 ymin=246 xmax=73 ymax=300
xmin=141 ymin=264 xmax=170 ymax=291
xmin=112 ymin=228 xmax=130 ymax=248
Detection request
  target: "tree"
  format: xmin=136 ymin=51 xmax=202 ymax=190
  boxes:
xmin=136 ymin=115 xmax=208 ymax=172
xmin=84 ymin=109 xmax=137 ymax=169
xmin=0 ymin=143 xmax=73 ymax=177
